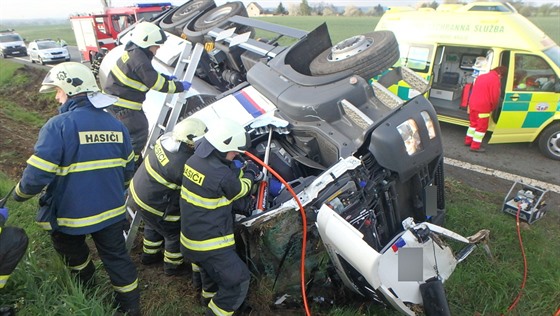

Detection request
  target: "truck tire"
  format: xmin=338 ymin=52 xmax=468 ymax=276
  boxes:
xmin=159 ymin=0 xmax=216 ymax=36
xmin=538 ymin=122 xmax=560 ymax=160
xmin=309 ymin=31 xmax=399 ymax=80
xmin=192 ymin=1 xmax=248 ymax=31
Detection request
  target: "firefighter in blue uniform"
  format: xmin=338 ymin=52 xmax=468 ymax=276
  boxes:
xmin=128 ymin=117 xmax=207 ymax=280
xmin=12 ymin=62 xmax=141 ymax=315
xmin=180 ymin=119 xmax=262 ymax=316
xmin=103 ymin=22 xmax=192 ymax=167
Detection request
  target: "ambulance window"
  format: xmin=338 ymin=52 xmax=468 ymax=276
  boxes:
xmin=513 ymin=54 xmax=556 ymax=91
xmin=406 ymin=46 xmax=431 ymax=72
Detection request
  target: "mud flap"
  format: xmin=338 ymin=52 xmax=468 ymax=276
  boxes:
xmin=419 ymin=277 xmax=451 ymax=316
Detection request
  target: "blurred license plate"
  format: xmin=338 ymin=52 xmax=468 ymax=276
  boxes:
xmin=13 ymin=51 xmax=19 ymax=54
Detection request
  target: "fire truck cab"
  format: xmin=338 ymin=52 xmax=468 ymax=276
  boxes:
xmin=70 ymin=2 xmax=171 ymax=62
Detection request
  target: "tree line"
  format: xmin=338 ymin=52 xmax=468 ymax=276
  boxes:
xmin=268 ymin=0 xmax=560 ymax=17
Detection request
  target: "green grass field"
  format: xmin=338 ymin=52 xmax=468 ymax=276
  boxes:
xmin=2 ymin=16 xmax=559 ymax=47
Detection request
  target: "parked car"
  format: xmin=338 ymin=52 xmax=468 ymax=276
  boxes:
xmin=28 ymin=39 xmax=70 ymax=65
xmin=0 ymin=29 xmax=27 ymax=58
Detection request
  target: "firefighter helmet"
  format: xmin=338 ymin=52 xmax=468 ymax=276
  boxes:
xmin=130 ymin=22 xmax=167 ymax=48
xmin=40 ymin=62 xmax=100 ymax=95
xmin=173 ymin=117 xmax=208 ymax=145
xmin=205 ymin=119 xmax=249 ymax=154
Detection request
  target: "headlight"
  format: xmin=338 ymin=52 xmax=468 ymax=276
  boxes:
xmin=421 ymin=111 xmax=436 ymax=139
xmin=397 ymin=119 xmax=422 ymax=155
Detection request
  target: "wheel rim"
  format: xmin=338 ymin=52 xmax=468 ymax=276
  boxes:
xmin=329 ymin=35 xmax=372 ymax=62
xmin=547 ymin=130 xmax=560 ymax=158
xmin=174 ymin=1 xmax=204 ymax=20
xmin=199 ymin=6 xmax=232 ymax=24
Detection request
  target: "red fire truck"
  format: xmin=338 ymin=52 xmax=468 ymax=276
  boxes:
xmin=70 ymin=2 xmax=171 ymax=62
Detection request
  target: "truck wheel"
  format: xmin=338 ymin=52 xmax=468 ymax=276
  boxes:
xmin=538 ymin=122 xmax=560 ymax=160
xmin=159 ymin=0 xmax=216 ymax=36
xmin=309 ymin=31 xmax=399 ymax=80
xmin=193 ymin=1 xmax=249 ymax=32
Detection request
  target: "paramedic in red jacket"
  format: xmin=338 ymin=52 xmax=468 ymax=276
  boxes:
xmin=464 ymin=66 xmax=507 ymax=152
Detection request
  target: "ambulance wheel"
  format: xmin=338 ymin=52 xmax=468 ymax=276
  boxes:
xmin=309 ymin=31 xmax=399 ymax=80
xmin=538 ymin=122 xmax=560 ymax=160
xmin=159 ymin=0 xmax=216 ymax=36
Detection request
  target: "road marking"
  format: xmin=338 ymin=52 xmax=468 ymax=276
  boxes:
xmin=444 ymin=157 xmax=560 ymax=194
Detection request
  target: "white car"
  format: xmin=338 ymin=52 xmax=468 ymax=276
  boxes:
xmin=28 ymin=39 xmax=70 ymax=65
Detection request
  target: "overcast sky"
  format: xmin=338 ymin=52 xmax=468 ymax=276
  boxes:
xmin=0 ymin=0 xmax=557 ymax=20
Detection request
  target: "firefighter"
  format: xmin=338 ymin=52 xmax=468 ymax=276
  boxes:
xmin=12 ymin=62 xmax=140 ymax=315
xmin=464 ymin=66 xmax=507 ymax=152
xmin=127 ymin=117 xmax=207 ymax=280
xmin=180 ymin=119 xmax=261 ymax=316
xmin=0 ymin=206 xmax=29 ymax=291
xmin=103 ymin=22 xmax=192 ymax=168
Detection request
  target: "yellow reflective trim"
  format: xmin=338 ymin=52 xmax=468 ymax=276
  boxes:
xmin=113 ymin=278 xmax=138 ymax=293
xmin=0 ymin=275 xmax=8 ymax=289
xmin=145 ymin=157 xmax=178 ymax=190
xmin=15 ymin=182 xmax=35 ymax=199
xmin=478 ymin=113 xmax=491 ymax=118
xmin=27 ymin=154 xmax=58 ymax=173
xmin=231 ymin=178 xmax=251 ymax=201
xmin=180 ymin=233 xmax=235 ymax=251
xmin=143 ymin=247 xmax=160 ymax=254
xmin=112 ymin=65 xmax=148 ymax=92
xmin=113 ymin=98 xmax=143 ymax=111
xmin=202 ymin=290 xmax=216 ymax=298
xmin=127 ymin=151 xmax=135 ymax=163
xmin=192 ymin=263 xmax=200 ymax=272
xmin=143 ymin=238 xmax=163 ymax=247
xmin=69 ymin=254 xmax=91 ymax=271
xmin=169 ymin=81 xmax=177 ymax=93
xmin=164 ymin=250 xmax=182 ymax=259
xmin=129 ymin=180 xmax=165 ymax=217
xmin=209 ymin=299 xmax=234 ymax=316
xmin=57 ymin=204 xmax=126 ymax=228
xmin=151 ymin=74 xmax=165 ymax=91
xmin=163 ymin=215 xmax=180 ymax=222
xmin=56 ymin=158 xmax=129 ymax=176
xmin=180 ymin=187 xmax=231 ymax=210
xmin=164 ymin=257 xmax=184 ymax=264
xmin=36 ymin=221 xmax=52 ymax=230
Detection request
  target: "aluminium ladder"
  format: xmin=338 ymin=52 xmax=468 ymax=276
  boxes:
xmin=124 ymin=42 xmax=205 ymax=251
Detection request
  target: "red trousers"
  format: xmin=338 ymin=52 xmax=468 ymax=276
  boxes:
xmin=465 ymin=110 xmax=490 ymax=150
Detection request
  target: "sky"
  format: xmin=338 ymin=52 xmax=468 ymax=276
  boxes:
xmin=0 ymin=0 xmax=557 ymax=21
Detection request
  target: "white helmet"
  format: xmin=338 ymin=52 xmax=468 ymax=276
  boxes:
xmin=173 ymin=117 xmax=208 ymax=145
xmin=205 ymin=119 xmax=249 ymax=154
xmin=40 ymin=62 xmax=99 ymax=95
xmin=130 ymin=22 xmax=167 ymax=48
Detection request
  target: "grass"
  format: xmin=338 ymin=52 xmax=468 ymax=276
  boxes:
xmin=1 ymin=171 xmax=558 ymax=315
xmin=1 ymin=16 xmax=558 ymax=48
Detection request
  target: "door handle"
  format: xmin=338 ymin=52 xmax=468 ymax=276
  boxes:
xmin=509 ymin=94 xmax=520 ymax=101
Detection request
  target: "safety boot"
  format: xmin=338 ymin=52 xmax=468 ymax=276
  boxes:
xmin=140 ymin=252 xmax=163 ymax=265
xmin=164 ymin=262 xmax=189 ymax=276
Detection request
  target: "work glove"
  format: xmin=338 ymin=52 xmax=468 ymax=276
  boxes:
xmin=243 ymin=161 xmax=264 ymax=182
xmin=0 ymin=207 xmax=8 ymax=226
xmin=180 ymin=81 xmax=192 ymax=91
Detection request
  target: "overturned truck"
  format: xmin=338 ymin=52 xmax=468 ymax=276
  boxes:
xmin=99 ymin=1 xmax=489 ymax=314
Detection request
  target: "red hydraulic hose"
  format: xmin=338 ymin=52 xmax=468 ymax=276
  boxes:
xmin=502 ymin=202 xmax=528 ymax=315
xmin=244 ymin=151 xmax=311 ymax=316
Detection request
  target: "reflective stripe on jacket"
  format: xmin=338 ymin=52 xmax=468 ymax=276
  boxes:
xmin=180 ymin=153 xmax=252 ymax=253
xmin=103 ymin=43 xmax=184 ymax=110
xmin=13 ymin=96 xmax=135 ymax=235
xmin=129 ymin=134 xmax=193 ymax=222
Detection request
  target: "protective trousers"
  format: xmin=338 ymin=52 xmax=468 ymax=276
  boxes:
xmin=107 ymin=106 xmax=149 ymax=167
xmin=465 ymin=110 xmax=490 ymax=150
xmin=50 ymin=220 xmax=140 ymax=314
xmin=139 ymin=207 xmax=183 ymax=270
xmin=195 ymin=249 xmax=250 ymax=316
xmin=0 ymin=227 xmax=28 ymax=289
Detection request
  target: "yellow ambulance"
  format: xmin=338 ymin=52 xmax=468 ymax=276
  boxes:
xmin=375 ymin=2 xmax=560 ymax=160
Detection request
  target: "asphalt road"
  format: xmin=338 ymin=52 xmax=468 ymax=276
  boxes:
xmin=9 ymin=45 xmax=83 ymax=67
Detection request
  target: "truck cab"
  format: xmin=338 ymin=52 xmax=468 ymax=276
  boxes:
xmin=375 ymin=2 xmax=560 ymax=160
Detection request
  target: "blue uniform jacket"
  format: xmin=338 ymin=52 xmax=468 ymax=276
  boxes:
xmin=13 ymin=96 xmax=135 ymax=235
